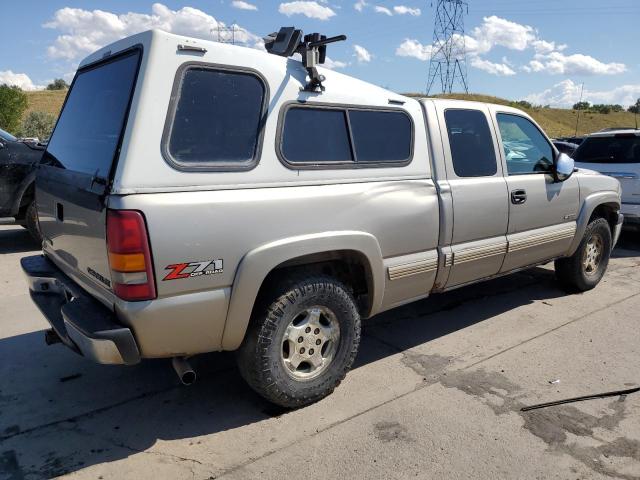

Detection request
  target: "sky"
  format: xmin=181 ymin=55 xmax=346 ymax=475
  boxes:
xmin=1 ymin=0 xmax=639 ymax=107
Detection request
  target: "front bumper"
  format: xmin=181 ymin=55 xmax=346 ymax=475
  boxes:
xmin=21 ymin=255 xmax=140 ymax=365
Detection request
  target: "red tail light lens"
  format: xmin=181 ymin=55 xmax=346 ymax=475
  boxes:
xmin=106 ymin=210 xmax=157 ymax=301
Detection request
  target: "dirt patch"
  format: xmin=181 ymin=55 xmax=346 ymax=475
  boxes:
xmin=373 ymin=421 xmax=412 ymax=443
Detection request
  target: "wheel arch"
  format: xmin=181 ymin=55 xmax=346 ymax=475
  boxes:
xmin=10 ymin=173 xmax=36 ymax=219
xmin=221 ymin=231 xmax=385 ymax=351
xmin=567 ymin=191 xmax=621 ymax=256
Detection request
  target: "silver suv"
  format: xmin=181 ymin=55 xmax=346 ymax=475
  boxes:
xmin=23 ymin=29 xmax=623 ymax=407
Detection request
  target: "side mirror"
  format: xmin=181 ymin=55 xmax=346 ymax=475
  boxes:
xmin=554 ymin=152 xmax=575 ymax=182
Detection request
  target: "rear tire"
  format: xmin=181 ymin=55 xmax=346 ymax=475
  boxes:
xmin=236 ymin=274 xmax=361 ymax=408
xmin=555 ymin=217 xmax=611 ymax=292
xmin=25 ymin=200 xmax=42 ymax=244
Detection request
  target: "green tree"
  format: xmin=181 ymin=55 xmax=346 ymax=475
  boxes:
xmin=46 ymin=78 xmax=69 ymax=90
xmin=0 ymin=84 xmax=28 ymax=133
xmin=573 ymin=101 xmax=591 ymax=110
xmin=18 ymin=111 xmax=57 ymax=140
xmin=628 ymin=98 xmax=640 ymax=114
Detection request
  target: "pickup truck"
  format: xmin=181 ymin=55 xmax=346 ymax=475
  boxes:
xmin=22 ymin=28 xmax=623 ymax=408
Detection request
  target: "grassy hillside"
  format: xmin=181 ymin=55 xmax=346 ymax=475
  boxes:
xmin=405 ymin=93 xmax=639 ymax=138
xmin=25 ymin=90 xmax=638 ymax=139
xmin=25 ymin=90 xmax=67 ymax=118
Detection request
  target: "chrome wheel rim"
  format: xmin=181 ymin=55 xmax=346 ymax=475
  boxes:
xmin=582 ymin=233 xmax=604 ymax=276
xmin=281 ymin=306 xmax=340 ymax=380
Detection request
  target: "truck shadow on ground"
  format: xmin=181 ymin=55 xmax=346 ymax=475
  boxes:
xmin=1 ymin=231 xmax=638 ymax=478
xmin=0 ymin=224 xmax=40 ymax=254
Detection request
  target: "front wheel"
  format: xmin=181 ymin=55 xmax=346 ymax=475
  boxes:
xmin=555 ymin=217 xmax=611 ymax=292
xmin=236 ymin=274 xmax=361 ymax=408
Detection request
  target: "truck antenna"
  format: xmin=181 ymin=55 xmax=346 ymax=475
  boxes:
xmin=264 ymin=27 xmax=347 ymax=92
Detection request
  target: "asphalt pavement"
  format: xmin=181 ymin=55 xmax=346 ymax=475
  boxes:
xmin=1 ymin=223 xmax=639 ymax=480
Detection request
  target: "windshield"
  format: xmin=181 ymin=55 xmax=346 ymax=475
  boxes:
xmin=43 ymin=49 xmax=141 ymax=178
xmin=0 ymin=127 xmax=17 ymax=142
xmin=574 ymin=135 xmax=640 ymax=164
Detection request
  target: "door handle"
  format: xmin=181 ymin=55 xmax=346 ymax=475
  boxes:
xmin=511 ymin=189 xmax=527 ymax=205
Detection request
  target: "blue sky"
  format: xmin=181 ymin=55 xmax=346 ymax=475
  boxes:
xmin=1 ymin=0 xmax=639 ymax=106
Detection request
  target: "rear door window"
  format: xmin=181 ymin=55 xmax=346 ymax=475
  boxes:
xmin=574 ymin=135 xmax=640 ymax=164
xmin=165 ymin=67 xmax=266 ymax=169
xmin=444 ymin=109 xmax=497 ymax=177
xmin=44 ymin=49 xmax=141 ymax=178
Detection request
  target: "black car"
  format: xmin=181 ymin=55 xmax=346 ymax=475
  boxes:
xmin=552 ymin=140 xmax=579 ymax=157
xmin=0 ymin=127 xmax=45 ymax=241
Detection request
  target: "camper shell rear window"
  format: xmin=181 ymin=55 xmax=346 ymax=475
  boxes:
xmin=43 ymin=47 xmax=142 ymax=179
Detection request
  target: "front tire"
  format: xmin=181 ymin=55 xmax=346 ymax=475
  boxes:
xmin=555 ymin=217 xmax=611 ymax=292
xmin=236 ymin=274 xmax=361 ymax=408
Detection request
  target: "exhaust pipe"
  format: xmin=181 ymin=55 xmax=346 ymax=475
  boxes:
xmin=172 ymin=357 xmax=196 ymax=385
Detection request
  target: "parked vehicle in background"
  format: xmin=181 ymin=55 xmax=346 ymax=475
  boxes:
xmin=574 ymin=129 xmax=640 ymax=229
xmin=552 ymin=140 xmax=579 ymax=157
xmin=22 ymin=29 xmax=623 ymax=408
xmin=556 ymin=136 xmax=585 ymax=146
xmin=0 ymin=127 xmax=45 ymax=241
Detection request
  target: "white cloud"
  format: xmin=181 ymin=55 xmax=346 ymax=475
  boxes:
xmin=471 ymin=15 xmax=536 ymax=54
xmin=353 ymin=44 xmax=372 ymax=63
xmin=44 ymin=3 xmax=261 ymax=61
xmin=395 ymin=39 xmax=433 ymax=61
xmin=278 ymin=1 xmax=336 ymax=20
xmin=323 ymin=57 xmax=348 ymax=69
xmin=470 ymin=57 xmax=515 ymax=76
xmin=525 ymin=79 xmax=640 ymax=107
xmin=394 ymin=15 xmax=627 ymax=80
xmin=374 ymin=6 xmax=393 ymax=16
xmin=0 ymin=70 xmax=44 ymax=90
xmin=393 ymin=5 xmax=421 ymax=16
xmin=527 ymin=51 xmax=626 ymax=76
xmin=354 ymin=0 xmax=367 ymax=12
xmin=231 ymin=1 xmax=257 ymax=11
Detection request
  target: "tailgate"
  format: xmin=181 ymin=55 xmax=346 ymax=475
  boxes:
xmin=37 ymin=48 xmax=141 ymax=304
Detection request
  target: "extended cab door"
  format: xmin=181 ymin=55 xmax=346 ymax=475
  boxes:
xmin=436 ymin=103 xmax=509 ymax=287
xmin=490 ymin=108 xmax=580 ymax=272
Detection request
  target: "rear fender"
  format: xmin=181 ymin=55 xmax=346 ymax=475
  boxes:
xmin=221 ymin=231 xmax=384 ymax=351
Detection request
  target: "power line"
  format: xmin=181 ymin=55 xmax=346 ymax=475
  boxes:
xmin=426 ymin=0 xmax=469 ymax=95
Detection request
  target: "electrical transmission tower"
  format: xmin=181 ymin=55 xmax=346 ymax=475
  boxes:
xmin=214 ymin=24 xmax=237 ymax=44
xmin=426 ymin=0 xmax=469 ymax=95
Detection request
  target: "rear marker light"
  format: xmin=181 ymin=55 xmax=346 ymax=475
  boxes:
xmin=107 ymin=210 xmax=157 ymax=301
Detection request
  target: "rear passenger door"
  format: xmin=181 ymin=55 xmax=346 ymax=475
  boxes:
xmin=437 ymin=104 xmax=509 ymax=287
xmin=492 ymin=110 xmax=580 ymax=272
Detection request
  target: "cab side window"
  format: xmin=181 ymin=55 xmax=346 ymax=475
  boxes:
xmin=496 ymin=113 xmax=554 ymax=175
xmin=444 ymin=109 xmax=497 ymax=177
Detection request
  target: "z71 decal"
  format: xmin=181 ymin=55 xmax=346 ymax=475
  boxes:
xmin=163 ymin=259 xmax=224 ymax=281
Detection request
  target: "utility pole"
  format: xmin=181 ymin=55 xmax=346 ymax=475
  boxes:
xmin=574 ymin=82 xmax=584 ymax=137
xmin=426 ymin=0 xmax=469 ymax=95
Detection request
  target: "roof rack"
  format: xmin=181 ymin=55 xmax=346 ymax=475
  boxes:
xmin=264 ymin=27 xmax=347 ymax=92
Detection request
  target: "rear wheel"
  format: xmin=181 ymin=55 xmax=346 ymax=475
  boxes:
xmin=236 ymin=274 xmax=361 ymax=408
xmin=25 ymin=200 xmax=42 ymax=244
xmin=555 ymin=217 xmax=611 ymax=292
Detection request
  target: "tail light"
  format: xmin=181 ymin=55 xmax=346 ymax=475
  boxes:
xmin=106 ymin=210 xmax=157 ymax=301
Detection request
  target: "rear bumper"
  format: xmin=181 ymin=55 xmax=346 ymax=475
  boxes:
xmin=21 ymin=255 xmax=140 ymax=365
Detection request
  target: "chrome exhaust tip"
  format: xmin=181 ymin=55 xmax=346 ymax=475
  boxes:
xmin=172 ymin=357 xmax=196 ymax=385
